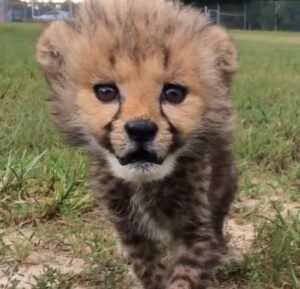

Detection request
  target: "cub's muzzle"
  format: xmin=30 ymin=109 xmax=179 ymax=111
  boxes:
xmin=125 ymin=119 xmax=158 ymax=144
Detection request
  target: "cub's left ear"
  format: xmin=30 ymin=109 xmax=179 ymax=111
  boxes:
xmin=36 ymin=21 xmax=77 ymax=79
xmin=201 ymin=25 xmax=238 ymax=81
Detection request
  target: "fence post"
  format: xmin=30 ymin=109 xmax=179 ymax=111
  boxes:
xmin=69 ymin=0 xmax=73 ymax=18
xmin=31 ymin=0 xmax=34 ymax=19
xmin=0 ymin=0 xmax=8 ymax=22
xmin=244 ymin=0 xmax=247 ymax=30
xmin=216 ymin=3 xmax=220 ymax=25
xmin=204 ymin=5 xmax=208 ymax=18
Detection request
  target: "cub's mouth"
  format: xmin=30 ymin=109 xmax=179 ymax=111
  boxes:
xmin=119 ymin=149 xmax=163 ymax=166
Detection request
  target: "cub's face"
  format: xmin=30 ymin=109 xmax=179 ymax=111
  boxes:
xmin=36 ymin=1 xmax=237 ymax=183
xmin=74 ymin=48 xmax=206 ymax=182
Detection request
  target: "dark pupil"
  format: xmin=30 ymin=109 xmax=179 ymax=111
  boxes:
xmin=163 ymin=84 xmax=186 ymax=104
xmin=166 ymin=89 xmax=182 ymax=102
xmin=94 ymin=85 xmax=118 ymax=102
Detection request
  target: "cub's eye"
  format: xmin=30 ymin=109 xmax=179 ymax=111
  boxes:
xmin=161 ymin=83 xmax=187 ymax=104
xmin=93 ymin=84 xmax=119 ymax=102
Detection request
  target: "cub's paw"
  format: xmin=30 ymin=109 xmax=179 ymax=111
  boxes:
xmin=166 ymin=280 xmax=191 ymax=289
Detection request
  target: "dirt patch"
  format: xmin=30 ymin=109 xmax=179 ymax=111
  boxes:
xmin=0 ymin=219 xmax=255 ymax=289
xmin=0 ymin=250 xmax=85 ymax=288
xmin=233 ymin=194 xmax=300 ymax=221
xmin=2 ymin=192 xmax=297 ymax=289
xmin=225 ymin=218 xmax=255 ymax=254
xmin=0 ymin=227 xmax=86 ymax=288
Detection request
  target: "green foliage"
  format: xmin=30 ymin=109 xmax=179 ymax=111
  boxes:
xmin=246 ymin=204 xmax=299 ymax=288
xmin=32 ymin=267 xmax=73 ymax=289
xmin=232 ymin=31 xmax=300 ymax=183
xmin=218 ymin=205 xmax=300 ymax=288
xmin=0 ymin=264 xmax=22 ymax=289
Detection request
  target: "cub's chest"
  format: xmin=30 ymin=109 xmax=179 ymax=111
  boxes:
xmin=129 ymin=192 xmax=171 ymax=242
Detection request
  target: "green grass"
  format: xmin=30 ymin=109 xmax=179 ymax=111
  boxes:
xmin=232 ymin=30 xmax=300 ymax=200
xmin=0 ymin=24 xmax=299 ymax=288
xmin=218 ymin=204 xmax=300 ymax=289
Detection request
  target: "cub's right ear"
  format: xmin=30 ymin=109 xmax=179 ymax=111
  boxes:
xmin=36 ymin=21 xmax=77 ymax=77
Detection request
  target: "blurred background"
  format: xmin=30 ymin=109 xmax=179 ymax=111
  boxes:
xmin=1 ymin=0 xmax=300 ymax=31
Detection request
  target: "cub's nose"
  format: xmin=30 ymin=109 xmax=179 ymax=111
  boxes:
xmin=125 ymin=119 xmax=158 ymax=143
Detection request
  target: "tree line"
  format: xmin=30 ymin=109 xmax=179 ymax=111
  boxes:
xmin=183 ymin=0 xmax=300 ymax=31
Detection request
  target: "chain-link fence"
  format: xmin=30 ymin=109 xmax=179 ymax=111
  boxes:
xmin=200 ymin=1 xmax=300 ymax=31
xmin=0 ymin=0 xmax=79 ymax=22
xmin=1 ymin=0 xmax=300 ymax=32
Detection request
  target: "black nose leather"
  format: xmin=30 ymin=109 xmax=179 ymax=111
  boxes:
xmin=125 ymin=119 xmax=158 ymax=143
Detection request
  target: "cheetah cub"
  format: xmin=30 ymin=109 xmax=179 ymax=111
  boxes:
xmin=36 ymin=0 xmax=238 ymax=288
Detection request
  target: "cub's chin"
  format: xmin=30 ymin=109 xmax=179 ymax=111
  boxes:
xmin=103 ymin=150 xmax=178 ymax=183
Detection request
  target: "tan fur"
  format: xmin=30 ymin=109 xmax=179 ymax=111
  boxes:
xmin=76 ymin=88 xmax=119 ymax=136
xmin=36 ymin=0 xmax=237 ymax=157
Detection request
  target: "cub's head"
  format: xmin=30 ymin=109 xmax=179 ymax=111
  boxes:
xmin=36 ymin=0 xmax=238 ymax=183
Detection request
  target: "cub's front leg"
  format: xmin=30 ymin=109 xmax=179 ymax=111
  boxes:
xmin=165 ymin=225 xmax=225 ymax=289
xmin=121 ymin=235 xmax=166 ymax=289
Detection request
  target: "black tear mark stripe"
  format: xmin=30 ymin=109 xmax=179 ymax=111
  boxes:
xmin=159 ymin=104 xmax=183 ymax=153
xmin=101 ymin=122 xmax=114 ymax=153
xmin=101 ymin=95 xmax=182 ymax=154
xmin=99 ymin=100 xmax=122 ymax=153
xmin=109 ymin=53 xmax=116 ymax=68
xmin=163 ymin=46 xmax=170 ymax=69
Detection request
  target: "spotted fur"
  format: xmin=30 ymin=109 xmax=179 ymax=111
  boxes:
xmin=36 ymin=0 xmax=238 ymax=288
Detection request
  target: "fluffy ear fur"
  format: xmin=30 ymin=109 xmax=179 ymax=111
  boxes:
xmin=201 ymin=25 xmax=238 ymax=82
xmin=36 ymin=21 xmax=77 ymax=78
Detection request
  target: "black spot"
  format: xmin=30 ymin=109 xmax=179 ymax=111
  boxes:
xmin=199 ymin=272 xmax=210 ymax=280
xmin=104 ymin=121 xmax=112 ymax=132
xmin=180 ymin=229 xmax=212 ymax=246
xmin=155 ymin=274 xmax=163 ymax=284
xmin=121 ymin=234 xmax=147 ymax=246
xmin=159 ymin=106 xmax=183 ymax=153
xmin=100 ymin=131 xmax=114 ymax=153
xmin=193 ymin=247 xmax=203 ymax=256
xmin=100 ymin=174 xmax=114 ymax=186
xmin=175 ymin=256 xmax=202 ymax=268
xmin=203 ymin=256 xmax=220 ymax=268
xmin=162 ymin=205 xmax=175 ymax=218
xmin=174 ymin=168 xmax=187 ymax=180
xmin=163 ymin=47 xmax=170 ymax=69
xmin=140 ymin=269 xmax=152 ymax=280
xmin=158 ymin=263 xmax=166 ymax=270
xmin=109 ymin=54 xmax=116 ymax=67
